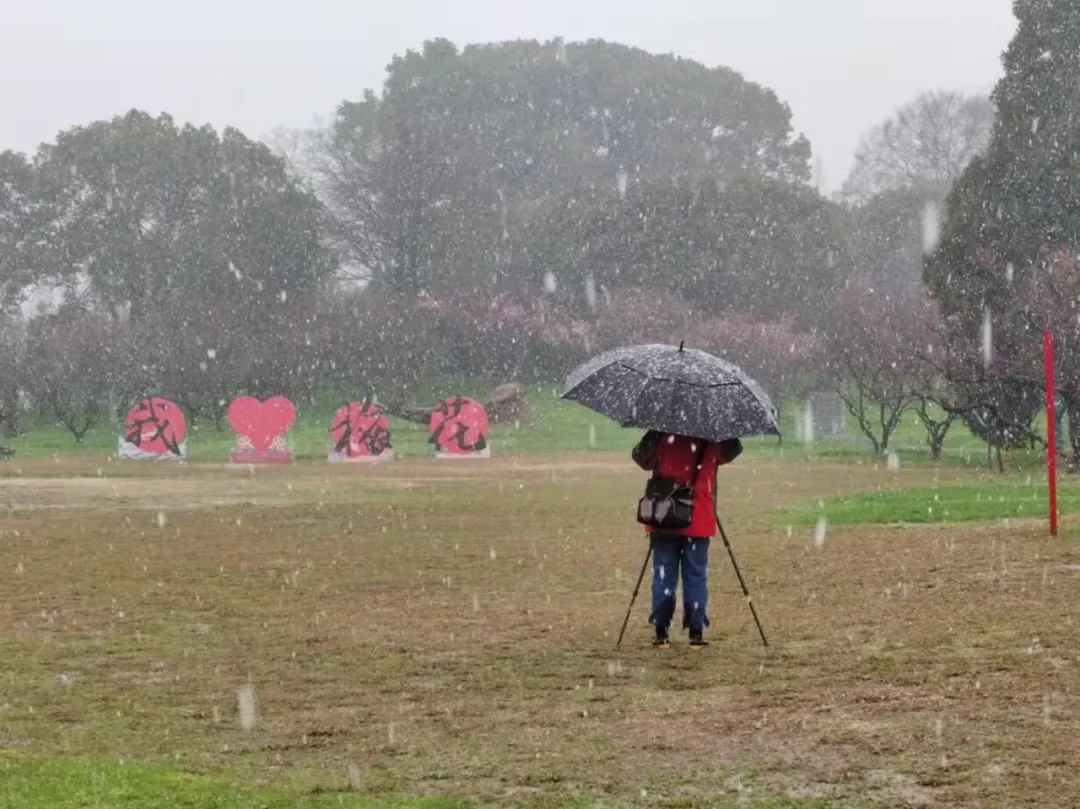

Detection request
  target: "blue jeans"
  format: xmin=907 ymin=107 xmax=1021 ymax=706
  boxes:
xmin=649 ymin=533 xmax=710 ymax=632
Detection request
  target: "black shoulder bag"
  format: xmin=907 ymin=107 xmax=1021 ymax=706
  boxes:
xmin=636 ymin=440 xmax=708 ymax=530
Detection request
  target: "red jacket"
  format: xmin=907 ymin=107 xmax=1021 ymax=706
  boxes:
xmin=632 ymin=432 xmax=742 ymax=538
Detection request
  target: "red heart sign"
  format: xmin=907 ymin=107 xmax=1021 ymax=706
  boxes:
xmin=228 ymin=396 xmax=296 ymax=451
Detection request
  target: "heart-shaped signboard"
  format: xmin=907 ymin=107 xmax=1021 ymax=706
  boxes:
xmin=228 ymin=396 xmax=296 ymax=451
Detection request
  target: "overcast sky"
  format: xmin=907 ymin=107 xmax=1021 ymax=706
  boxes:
xmin=3 ymin=0 xmax=1017 ymax=191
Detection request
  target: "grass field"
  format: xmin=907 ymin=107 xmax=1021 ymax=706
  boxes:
xmin=2 ymin=392 xmax=1079 ymax=808
xmin=780 ymin=476 xmax=1080 ymax=528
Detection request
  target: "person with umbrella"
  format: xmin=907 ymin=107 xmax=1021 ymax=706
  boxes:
xmin=631 ymin=430 xmax=743 ymax=647
xmin=562 ymin=342 xmax=773 ymax=650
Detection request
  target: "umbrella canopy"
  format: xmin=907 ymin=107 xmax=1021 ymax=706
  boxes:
xmin=562 ymin=342 xmax=780 ymax=443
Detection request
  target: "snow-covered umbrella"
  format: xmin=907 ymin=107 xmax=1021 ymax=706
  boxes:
xmin=562 ymin=342 xmax=780 ymax=442
xmin=564 ymin=341 xmax=773 ymax=649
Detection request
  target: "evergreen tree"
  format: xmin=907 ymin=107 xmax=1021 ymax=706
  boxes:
xmin=925 ymin=0 xmax=1080 ymax=463
xmin=926 ymin=0 xmax=1080 ymax=323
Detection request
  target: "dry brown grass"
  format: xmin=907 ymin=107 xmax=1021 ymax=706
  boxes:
xmin=1 ymin=454 xmax=1079 ymax=808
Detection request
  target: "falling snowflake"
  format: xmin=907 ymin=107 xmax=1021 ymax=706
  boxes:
xmin=814 ymin=516 xmax=828 ymax=548
xmin=584 ymin=274 xmax=598 ymax=310
xmin=237 ymin=685 xmax=258 ymax=730
xmin=921 ymin=201 xmax=941 ymax=254
xmin=347 ymin=763 xmax=362 ymax=790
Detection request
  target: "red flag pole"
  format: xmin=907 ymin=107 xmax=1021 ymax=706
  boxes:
xmin=1045 ymin=330 xmax=1058 ymax=537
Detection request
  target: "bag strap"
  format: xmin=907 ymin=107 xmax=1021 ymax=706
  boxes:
xmin=688 ymin=440 xmax=709 ymax=490
xmin=650 ymin=438 xmax=709 ymax=489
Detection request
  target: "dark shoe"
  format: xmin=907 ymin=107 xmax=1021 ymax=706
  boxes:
xmin=653 ymin=628 xmax=670 ymax=648
xmin=688 ymin=629 xmax=709 ymax=648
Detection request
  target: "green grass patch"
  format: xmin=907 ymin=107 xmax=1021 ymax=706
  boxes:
xmin=0 ymin=756 xmax=470 ymax=809
xmin=779 ymin=476 xmax=1080 ymax=526
xmin=0 ymin=756 xmax=829 ymax=809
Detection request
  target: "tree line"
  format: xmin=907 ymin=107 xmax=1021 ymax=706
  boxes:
xmin=1 ymin=5 xmax=1077 ymax=468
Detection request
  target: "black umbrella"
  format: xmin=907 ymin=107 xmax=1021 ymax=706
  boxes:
xmin=562 ymin=342 xmax=780 ymax=442
xmin=564 ymin=341 xmax=774 ymax=649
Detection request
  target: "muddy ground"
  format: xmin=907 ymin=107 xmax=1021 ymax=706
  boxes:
xmin=1 ymin=455 xmax=1077 ymax=807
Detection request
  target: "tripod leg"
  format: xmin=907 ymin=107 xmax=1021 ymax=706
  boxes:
xmin=616 ymin=544 xmax=652 ymax=649
xmin=715 ymin=514 xmax=769 ymax=648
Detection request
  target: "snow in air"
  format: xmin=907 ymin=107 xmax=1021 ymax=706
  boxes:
xmin=237 ymin=685 xmax=258 ymax=730
xmin=814 ymin=516 xmax=828 ymax=548
xmin=921 ymin=201 xmax=941 ymax=254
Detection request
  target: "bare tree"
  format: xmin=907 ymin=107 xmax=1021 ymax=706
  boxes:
xmin=0 ymin=315 xmax=24 ymax=446
xmin=265 ymin=126 xmax=319 ymax=187
xmin=306 ymin=89 xmax=460 ymax=292
xmin=903 ymin=303 xmax=961 ymax=460
xmin=23 ymin=309 xmax=122 ymax=443
xmin=842 ymin=90 xmax=994 ymax=203
xmin=1021 ymin=246 xmax=1080 ymax=468
xmin=913 ymin=306 xmax=1046 ymax=472
xmin=688 ymin=312 xmax=823 ymax=425
xmin=828 ymin=278 xmax=933 ymax=453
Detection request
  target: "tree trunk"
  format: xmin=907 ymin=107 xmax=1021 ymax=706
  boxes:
xmin=878 ymin=399 xmax=907 ymax=454
xmin=930 ymin=431 xmax=944 ymax=461
xmin=0 ymin=384 xmax=18 ymax=437
xmin=1069 ymin=401 xmax=1080 ymax=471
